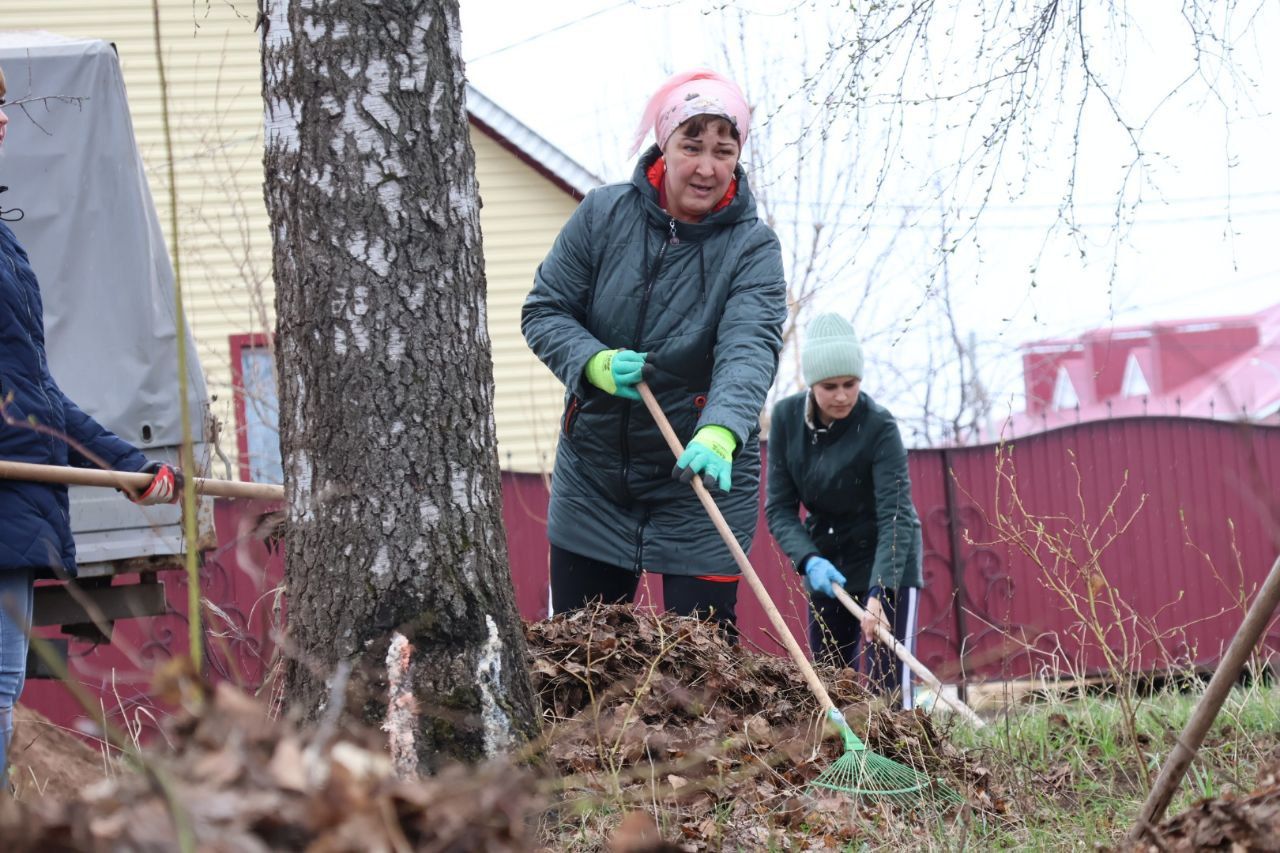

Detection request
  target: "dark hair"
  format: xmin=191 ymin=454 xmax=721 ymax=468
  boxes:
xmin=675 ymin=114 xmax=740 ymax=142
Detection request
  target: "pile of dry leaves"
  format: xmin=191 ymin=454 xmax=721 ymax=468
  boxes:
xmin=526 ymin=604 xmax=993 ymax=848
xmin=1 ymin=605 xmax=997 ymax=851
xmin=1123 ymin=753 xmax=1280 ymax=852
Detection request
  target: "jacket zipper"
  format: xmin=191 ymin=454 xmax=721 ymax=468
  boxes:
xmin=562 ymin=395 xmax=581 ymax=437
xmin=632 ymin=506 xmax=651 ymax=572
xmin=618 ymin=217 xmax=677 ymax=502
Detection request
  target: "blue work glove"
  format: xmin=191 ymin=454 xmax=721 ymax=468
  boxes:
xmin=803 ymin=556 xmax=847 ymax=598
xmin=584 ymin=349 xmax=647 ymax=400
xmin=672 ymin=424 xmax=735 ymax=493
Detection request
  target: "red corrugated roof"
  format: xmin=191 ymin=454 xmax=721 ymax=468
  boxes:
xmin=1002 ymin=302 xmax=1280 ymax=437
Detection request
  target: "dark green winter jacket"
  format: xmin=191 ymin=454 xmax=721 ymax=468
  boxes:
xmin=765 ymin=390 xmax=923 ymax=592
xmin=521 ymin=146 xmax=786 ymax=576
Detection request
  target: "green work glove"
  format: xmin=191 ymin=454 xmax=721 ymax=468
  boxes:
xmin=585 ymin=349 xmax=647 ymax=400
xmin=672 ymin=424 xmax=736 ymax=493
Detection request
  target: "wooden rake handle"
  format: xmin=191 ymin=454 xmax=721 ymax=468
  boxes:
xmin=636 ymin=382 xmax=840 ymax=718
xmin=0 ymin=459 xmax=285 ymax=501
xmin=1128 ymin=552 xmax=1280 ymax=839
xmin=830 ymin=584 xmax=985 ymax=727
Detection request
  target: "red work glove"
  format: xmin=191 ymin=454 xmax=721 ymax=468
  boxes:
xmin=131 ymin=461 xmax=183 ymax=505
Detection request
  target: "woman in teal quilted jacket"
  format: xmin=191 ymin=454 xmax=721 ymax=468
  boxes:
xmin=766 ymin=314 xmax=925 ymax=709
xmin=521 ymin=69 xmax=787 ymax=633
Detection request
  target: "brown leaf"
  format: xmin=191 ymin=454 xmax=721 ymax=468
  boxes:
xmin=609 ymin=810 xmax=681 ymax=853
xmin=192 ymin=744 xmax=246 ymax=787
xmin=268 ymin=736 xmax=308 ymax=792
xmin=532 ymin=658 xmax=559 ymax=677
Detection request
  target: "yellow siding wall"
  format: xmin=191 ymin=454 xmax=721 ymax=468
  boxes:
xmin=474 ymin=132 xmax=577 ymax=474
xmin=0 ymin=2 xmax=571 ymax=474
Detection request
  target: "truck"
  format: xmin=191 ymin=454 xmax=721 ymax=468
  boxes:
xmin=0 ymin=31 xmax=215 ymax=671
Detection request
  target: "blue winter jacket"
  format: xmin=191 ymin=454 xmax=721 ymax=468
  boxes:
xmin=1 ymin=221 xmax=147 ymax=577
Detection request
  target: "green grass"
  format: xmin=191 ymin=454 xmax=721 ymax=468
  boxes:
xmin=937 ymin=679 xmax=1280 ymax=850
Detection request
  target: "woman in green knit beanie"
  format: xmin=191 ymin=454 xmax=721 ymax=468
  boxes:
xmin=765 ymin=312 xmax=924 ymax=708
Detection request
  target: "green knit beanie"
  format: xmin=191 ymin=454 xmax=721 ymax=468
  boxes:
xmin=802 ymin=312 xmax=864 ymax=385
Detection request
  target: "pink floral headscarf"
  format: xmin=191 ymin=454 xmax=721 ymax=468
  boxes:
xmin=629 ymin=69 xmax=751 ymax=156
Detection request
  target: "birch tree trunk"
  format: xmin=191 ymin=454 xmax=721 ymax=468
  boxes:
xmin=258 ymin=0 xmax=538 ymax=773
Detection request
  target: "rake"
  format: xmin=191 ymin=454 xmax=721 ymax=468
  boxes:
xmin=637 ymin=383 xmax=961 ymax=804
xmin=829 ymin=584 xmax=986 ymax=728
xmin=810 ymin=708 xmax=961 ymax=801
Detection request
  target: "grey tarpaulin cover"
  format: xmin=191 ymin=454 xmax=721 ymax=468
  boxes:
xmin=0 ymin=32 xmax=211 ymax=568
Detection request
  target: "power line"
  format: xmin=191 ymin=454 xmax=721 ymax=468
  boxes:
xmin=765 ymin=206 xmax=1280 ymax=231
xmin=466 ymin=1 xmax=634 ymax=63
xmin=759 ymin=188 xmax=1280 ymax=215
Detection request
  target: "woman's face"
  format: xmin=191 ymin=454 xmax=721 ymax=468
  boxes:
xmin=0 ymin=77 xmax=8 ymax=149
xmin=813 ymin=376 xmax=861 ymax=424
xmin=661 ymin=117 xmax=740 ymax=223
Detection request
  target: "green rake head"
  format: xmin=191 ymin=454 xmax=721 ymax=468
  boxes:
xmin=809 ymin=709 xmax=964 ymax=805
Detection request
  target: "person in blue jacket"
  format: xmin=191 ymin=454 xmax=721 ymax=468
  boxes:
xmin=766 ymin=313 xmax=924 ymax=709
xmin=0 ymin=68 xmax=180 ymax=787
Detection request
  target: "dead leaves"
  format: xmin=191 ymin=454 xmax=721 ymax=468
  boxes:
xmin=0 ymin=682 xmax=538 ymax=852
xmin=2 ymin=604 xmax=997 ymax=852
xmin=1125 ymin=782 xmax=1280 ymax=852
xmin=526 ymin=604 xmax=989 ymax=850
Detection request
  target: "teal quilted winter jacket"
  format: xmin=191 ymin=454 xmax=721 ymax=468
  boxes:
xmin=521 ymin=146 xmax=786 ymax=576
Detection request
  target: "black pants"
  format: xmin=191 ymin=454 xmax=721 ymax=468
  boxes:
xmin=809 ymin=587 xmax=919 ymax=710
xmin=549 ymin=545 xmax=739 ymax=638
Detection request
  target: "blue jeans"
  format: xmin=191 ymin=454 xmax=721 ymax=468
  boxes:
xmin=0 ymin=569 xmax=34 ymax=786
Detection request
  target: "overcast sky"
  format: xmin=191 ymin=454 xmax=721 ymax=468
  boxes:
xmin=458 ymin=1 xmax=1279 ymax=433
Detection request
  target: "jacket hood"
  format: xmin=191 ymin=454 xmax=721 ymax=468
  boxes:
xmin=629 ymin=145 xmax=759 ymax=239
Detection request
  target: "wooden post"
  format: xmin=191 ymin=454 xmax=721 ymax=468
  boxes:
xmin=1127 ymin=553 xmax=1280 ymax=841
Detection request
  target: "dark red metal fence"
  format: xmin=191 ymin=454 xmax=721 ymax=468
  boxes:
xmin=24 ymin=417 xmax=1280 ymax=737
xmin=504 ymin=418 xmax=1280 ymax=683
xmin=930 ymin=417 xmax=1280 ymax=681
